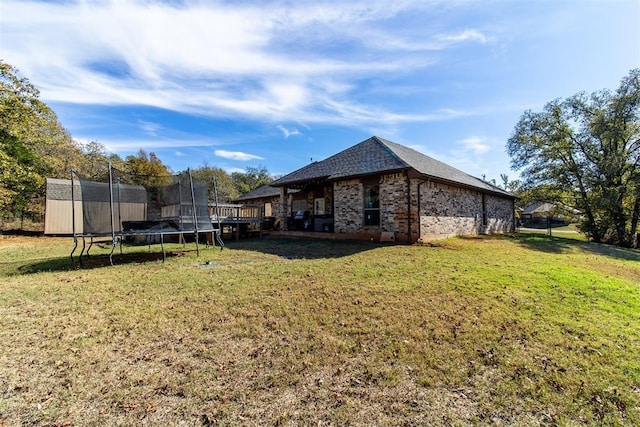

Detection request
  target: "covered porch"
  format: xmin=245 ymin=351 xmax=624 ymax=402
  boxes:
xmin=276 ymin=179 xmax=335 ymax=234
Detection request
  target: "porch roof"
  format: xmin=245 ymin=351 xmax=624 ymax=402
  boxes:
xmin=234 ymin=184 xmax=299 ymax=202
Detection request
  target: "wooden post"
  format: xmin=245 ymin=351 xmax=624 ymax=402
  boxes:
xmin=235 ymin=205 xmax=240 ymax=241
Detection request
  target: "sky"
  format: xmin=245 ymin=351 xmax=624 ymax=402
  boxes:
xmin=1 ymin=0 xmax=639 ymax=183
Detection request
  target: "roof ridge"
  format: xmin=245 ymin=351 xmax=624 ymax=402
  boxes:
xmin=376 ymin=137 xmax=513 ymax=197
xmin=270 ymin=136 xmax=514 ymax=198
xmin=371 ymin=136 xmax=412 ymax=169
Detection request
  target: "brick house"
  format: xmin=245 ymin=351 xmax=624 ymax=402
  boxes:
xmin=246 ymin=136 xmax=516 ymax=243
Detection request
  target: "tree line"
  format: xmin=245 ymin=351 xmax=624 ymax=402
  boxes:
xmin=3 ymin=60 xmax=639 ymax=247
xmin=0 ymin=60 xmax=274 ymax=231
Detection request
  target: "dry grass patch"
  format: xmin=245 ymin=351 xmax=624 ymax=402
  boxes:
xmin=0 ymin=234 xmax=639 ymax=425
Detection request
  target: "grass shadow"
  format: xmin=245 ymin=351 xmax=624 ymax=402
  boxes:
xmin=513 ymin=232 xmax=640 ymax=261
xmin=15 ymin=251 xmax=183 ymax=274
xmin=221 ymin=236 xmax=381 ymax=259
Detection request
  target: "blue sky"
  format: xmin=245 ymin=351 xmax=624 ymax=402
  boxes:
xmin=1 ymin=0 xmax=639 ymax=182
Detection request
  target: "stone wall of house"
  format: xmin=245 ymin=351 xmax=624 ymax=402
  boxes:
xmin=379 ymin=173 xmax=419 ymax=242
xmin=332 ymin=173 xmax=417 ymax=242
xmin=419 ymin=181 xmax=483 ymax=240
xmin=418 ymin=180 xmax=513 ymax=240
xmin=268 ymin=195 xmax=279 ymax=216
xmin=276 ymin=176 xmax=513 ymax=239
xmin=333 ymin=179 xmax=364 ymax=234
xmin=485 ymin=193 xmax=514 ymax=234
xmin=277 ymin=187 xmax=290 ymax=231
xmin=408 ymin=178 xmax=421 ymax=242
xmin=379 ymin=173 xmax=405 ymax=234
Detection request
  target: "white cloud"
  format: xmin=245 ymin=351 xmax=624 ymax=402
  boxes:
xmin=214 ymin=150 xmax=264 ymax=161
xmin=277 ymin=125 xmax=302 ymax=138
xmin=97 ymin=137 xmax=219 ymax=152
xmin=437 ymin=29 xmax=488 ymax=45
xmin=457 ymin=136 xmax=492 ymax=155
xmin=0 ymin=0 xmax=492 ymax=128
xmin=138 ymin=120 xmax=162 ymax=136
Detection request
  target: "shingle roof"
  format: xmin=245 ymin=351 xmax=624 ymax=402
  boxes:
xmin=522 ymin=202 xmax=555 ymax=214
xmin=271 ymin=136 xmax=514 ymax=197
xmin=46 ymin=178 xmax=147 ymax=203
xmin=234 ymin=184 xmax=280 ymax=201
xmin=234 ymin=184 xmax=299 ymax=202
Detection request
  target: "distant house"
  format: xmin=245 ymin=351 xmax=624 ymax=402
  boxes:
xmin=520 ymin=202 xmax=556 ymax=221
xmin=242 ymin=136 xmax=515 ymax=243
xmin=519 ymin=202 xmax=580 ymax=227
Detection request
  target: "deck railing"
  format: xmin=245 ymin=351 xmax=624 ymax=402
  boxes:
xmin=209 ymin=203 xmax=263 ymax=222
xmin=209 ymin=203 xmax=266 ymax=239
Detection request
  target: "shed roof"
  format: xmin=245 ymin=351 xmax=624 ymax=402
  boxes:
xmin=46 ymin=178 xmax=147 ymax=203
xmin=271 ymin=136 xmax=513 ymax=197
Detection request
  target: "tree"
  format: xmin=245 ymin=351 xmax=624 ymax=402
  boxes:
xmin=231 ymin=166 xmax=274 ymax=195
xmin=76 ymin=140 xmax=115 ymax=180
xmin=122 ymin=149 xmax=172 ymax=186
xmin=500 ymin=173 xmax=509 ymax=190
xmin=190 ymin=164 xmax=239 ymax=203
xmin=0 ymin=60 xmax=80 ymax=228
xmin=507 ymin=69 xmax=640 ymax=247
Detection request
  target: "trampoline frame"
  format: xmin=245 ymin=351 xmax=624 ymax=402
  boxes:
xmin=69 ymin=163 xmax=221 ymax=266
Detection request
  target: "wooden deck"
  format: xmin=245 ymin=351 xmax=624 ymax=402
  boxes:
xmin=210 ymin=203 xmax=264 ymax=240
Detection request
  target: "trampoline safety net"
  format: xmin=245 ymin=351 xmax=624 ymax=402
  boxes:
xmin=46 ymin=164 xmax=221 ymax=264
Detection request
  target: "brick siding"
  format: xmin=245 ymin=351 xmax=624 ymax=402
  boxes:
xmin=418 ymin=180 xmax=513 ymax=241
xmin=275 ymin=175 xmax=513 ymax=240
xmin=333 ymin=179 xmax=363 ymax=233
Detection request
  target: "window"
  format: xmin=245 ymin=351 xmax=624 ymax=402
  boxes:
xmin=291 ymin=199 xmax=308 ymax=214
xmin=364 ymin=183 xmax=380 ymax=226
xmin=314 ymin=198 xmax=325 ymax=215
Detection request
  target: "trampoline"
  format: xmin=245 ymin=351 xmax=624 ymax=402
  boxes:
xmin=48 ymin=163 xmax=225 ymax=265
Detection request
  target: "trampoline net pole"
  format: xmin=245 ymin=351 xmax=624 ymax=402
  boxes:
xmin=108 ymin=162 xmax=116 ymax=265
xmin=211 ymin=176 xmax=224 ymax=249
xmin=70 ymin=168 xmax=78 ymax=262
xmin=188 ymin=169 xmax=200 ymax=256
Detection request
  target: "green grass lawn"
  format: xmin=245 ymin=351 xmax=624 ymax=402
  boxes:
xmin=0 ymin=234 xmax=638 ymax=425
xmin=518 ymin=223 xmax=588 ymax=241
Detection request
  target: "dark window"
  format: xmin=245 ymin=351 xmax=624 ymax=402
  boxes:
xmin=364 ymin=184 xmax=380 ymax=226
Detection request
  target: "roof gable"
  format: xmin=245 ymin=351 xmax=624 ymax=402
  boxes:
xmin=522 ymin=202 xmax=555 ymax=214
xmin=375 ymin=137 xmax=510 ymax=195
xmin=271 ymin=136 xmax=513 ymax=197
xmin=270 ymin=137 xmax=407 ymax=187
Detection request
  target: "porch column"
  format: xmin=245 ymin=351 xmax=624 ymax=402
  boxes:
xmin=279 ymin=186 xmax=290 ymax=231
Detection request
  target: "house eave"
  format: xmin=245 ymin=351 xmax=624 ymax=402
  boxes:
xmin=270 ymin=176 xmax=332 ymax=189
xmin=414 ymin=173 xmax=516 ymax=199
xmin=272 ymin=168 xmax=412 ymax=189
